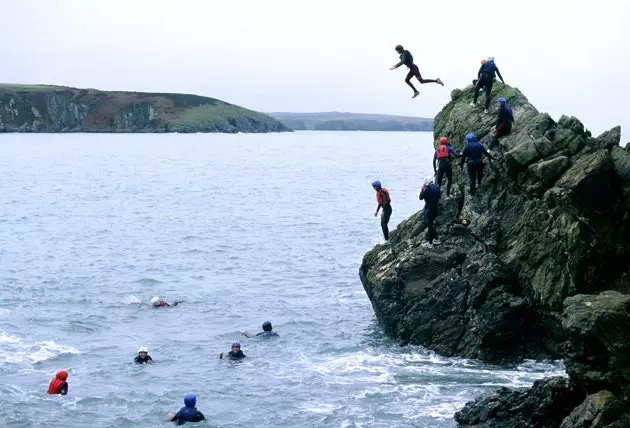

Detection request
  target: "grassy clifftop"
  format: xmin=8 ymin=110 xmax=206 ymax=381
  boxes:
xmin=269 ymin=111 xmax=433 ymax=131
xmin=0 ymin=84 xmax=289 ymax=133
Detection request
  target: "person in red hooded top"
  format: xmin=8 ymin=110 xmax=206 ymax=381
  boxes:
xmin=48 ymin=370 xmax=68 ymax=395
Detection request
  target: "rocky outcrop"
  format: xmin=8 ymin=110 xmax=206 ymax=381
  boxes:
xmin=360 ymin=83 xmax=629 ymax=364
xmin=359 ymin=83 xmax=630 ymax=426
xmin=0 ymin=84 xmax=289 ymax=133
xmin=455 ymin=377 xmax=583 ymax=428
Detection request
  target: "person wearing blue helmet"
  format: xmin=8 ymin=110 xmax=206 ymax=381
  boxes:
xmin=168 ymin=393 xmax=206 ymax=425
xmin=372 ymin=181 xmax=392 ymax=242
xmin=419 ymin=176 xmax=441 ymax=248
xmin=490 ymin=97 xmax=515 ymax=150
xmin=460 ymin=133 xmax=494 ymax=195
xmin=219 ymin=342 xmax=246 ymax=359
xmin=470 ymin=56 xmax=505 ymax=113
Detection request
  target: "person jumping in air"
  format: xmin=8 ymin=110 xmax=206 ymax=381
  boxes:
xmin=372 ymin=181 xmax=392 ymax=242
xmin=460 ymin=133 xmax=494 ymax=195
xmin=490 ymin=97 xmax=514 ymax=150
xmin=419 ymin=176 xmax=441 ymax=248
xmin=390 ymin=45 xmax=444 ymax=98
xmin=433 ymin=136 xmax=460 ymax=197
xmin=470 ymin=56 xmax=505 ymax=113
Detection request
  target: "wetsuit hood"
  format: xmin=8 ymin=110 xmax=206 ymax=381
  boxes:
xmin=184 ymin=394 xmax=196 ymax=407
xmin=262 ymin=321 xmax=272 ymax=332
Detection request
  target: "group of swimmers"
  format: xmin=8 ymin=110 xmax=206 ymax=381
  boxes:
xmin=47 ymin=298 xmax=280 ymax=425
xmin=375 ymin=48 xmax=515 ymax=248
xmin=44 ymin=44 xmax=512 ymax=425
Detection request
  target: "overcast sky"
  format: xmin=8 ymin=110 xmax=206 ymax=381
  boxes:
xmin=1 ymin=0 xmax=628 ymax=139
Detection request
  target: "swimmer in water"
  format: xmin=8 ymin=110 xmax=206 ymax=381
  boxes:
xmin=167 ymin=394 xmax=206 ymax=425
xmin=219 ymin=342 xmax=246 ymax=360
xmin=150 ymin=296 xmax=181 ymax=307
xmin=243 ymin=321 xmax=279 ymax=338
xmin=47 ymin=370 xmax=69 ymax=395
xmin=134 ymin=346 xmax=153 ymax=364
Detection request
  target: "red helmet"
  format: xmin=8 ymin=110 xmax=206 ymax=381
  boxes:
xmin=439 ymin=137 xmax=448 ymax=145
xmin=56 ymin=370 xmax=68 ymax=381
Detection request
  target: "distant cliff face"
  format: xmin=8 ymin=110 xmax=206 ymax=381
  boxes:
xmin=269 ymin=112 xmax=433 ymax=131
xmin=0 ymin=84 xmax=290 ymax=133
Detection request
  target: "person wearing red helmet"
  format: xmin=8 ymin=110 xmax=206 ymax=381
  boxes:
xmin=432 ymin=136 xmax=460 ymax=197
xmin=390 ymin=45 xmax=444 ymax=98
xmin=47 ymin=370 xmax=69 ymax=395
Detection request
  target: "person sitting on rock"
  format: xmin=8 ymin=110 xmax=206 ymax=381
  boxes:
xmin=490 ymin=97 xmax=514 ymax=150
xmin=460 ymin=133 xmax=494 ymax=196
xmin=372 ymin=181 xmax=392 ymax=242
xmin=243 ymin=321 xmax=279 ymax=339
xmin=419 ymin=176 xmax=441 ymax=248
xmin=470 ymin=56 xmax=505 ymax=114
xmin=390 ymin=44 xmax=444 ymax=98
xmin=433 ymin=136 xmax=461 ymax=197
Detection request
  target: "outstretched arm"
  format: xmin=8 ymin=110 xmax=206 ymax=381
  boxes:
xmin=390 ymin=60 xmax=403 ymax=70
xmin=496 ymin=67 xmax=505 ymax=84
xmin=448 ymin=146 xmax=461 ymax=157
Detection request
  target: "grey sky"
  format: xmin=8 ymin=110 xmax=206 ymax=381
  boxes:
xmin=1 ymin=0 xmax=628 ymax=139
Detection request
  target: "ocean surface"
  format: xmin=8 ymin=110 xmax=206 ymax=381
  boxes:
xmin=0 ymin=131 xmax=564 ymax=427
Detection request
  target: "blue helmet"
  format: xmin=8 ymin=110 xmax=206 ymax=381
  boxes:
xmin=465 ymin=133 xmax=477 ymax=143
xmin=497 ymin=97 xmax=506 ymax=106
xmin=232 ymin=342 xmax=241 ymax=349
xmin=184 ymin=393 xmax=196 ymax=407
xmin=371 ymin=180 xmax=381 ymax=189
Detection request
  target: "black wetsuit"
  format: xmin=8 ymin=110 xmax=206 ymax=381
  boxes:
xmin=473 ymin=61 xmax=505 ymax=109
xmin=377 ymin=188 xmax=392 ymax=241
xmin=419 ymin=184 xmax=441 ymax=244
xmin=394 ymin=50 xmax=439 ymax=93
xmin=490 ymin=105 xmax=514 ymax=149
xmin=134 ymin=355 xmax=153 ymax=364
xmin=256 ymin=331 xmax=279 ymax=338
xmin=460 ymin=141 xmax=493 ymax=195
xmin=171 ymin=406 xmax=206 ymax=426
xmin=228 ymin=350 xmax=246 ymax=359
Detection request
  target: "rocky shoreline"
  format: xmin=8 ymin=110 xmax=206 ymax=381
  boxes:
xmin=359 ymin=84 xmax=630 ymax=426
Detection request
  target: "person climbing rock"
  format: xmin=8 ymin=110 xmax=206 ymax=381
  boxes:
xmin=433 ymin=136 xmax=460 ymax=197
xmin=490 ymin=97 xmax=514 ymax=149
xmin=372 ymin=180 xmax=392 ymax=242
xmin=134 ymin=346 xmax=153 ymax=364
xmin=390 ymin=45 xmax=444 ymax=98
xmin=472 ymin=59 xmax=487 ymax=87
xmin=219 ymin=342 xmax=246 ymax=360
xmin=460 ymin=133 xmax=494 ymax=195
xmin=47 ymin=370 xmax=69 ymax=395
xmin=470 ymin=56 xmax=505 ymax=113
xmin=419 ymin=176 xmax=441 ymax=248
xmin=243 ymin=321 xmax=279 ymax=338
xmin=168 ymin=394 xmax=206 ymax=425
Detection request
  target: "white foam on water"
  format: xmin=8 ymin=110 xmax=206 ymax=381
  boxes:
xmin=0 ymin=329 xmax=80 ymax=364
xmin=126 ymin=295 xmax=141 ymax=305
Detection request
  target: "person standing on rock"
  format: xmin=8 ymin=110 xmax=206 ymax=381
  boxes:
xmin=419 ymin=176 xmax=441 ymax=248
xmin=372 ymin=181 xmax=392 ymax=242
xmin=490 ymin=97 xmax=514 ymax=150
xmin=433 ymin=136 xmax=461 ymax=197
xmin=470 ymin=56 xmax=505 ymax=113
xmin=390 ymin=45 xmax=444 ymax=98
xmin=460 ymin=133 xmax=494 ymax=196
